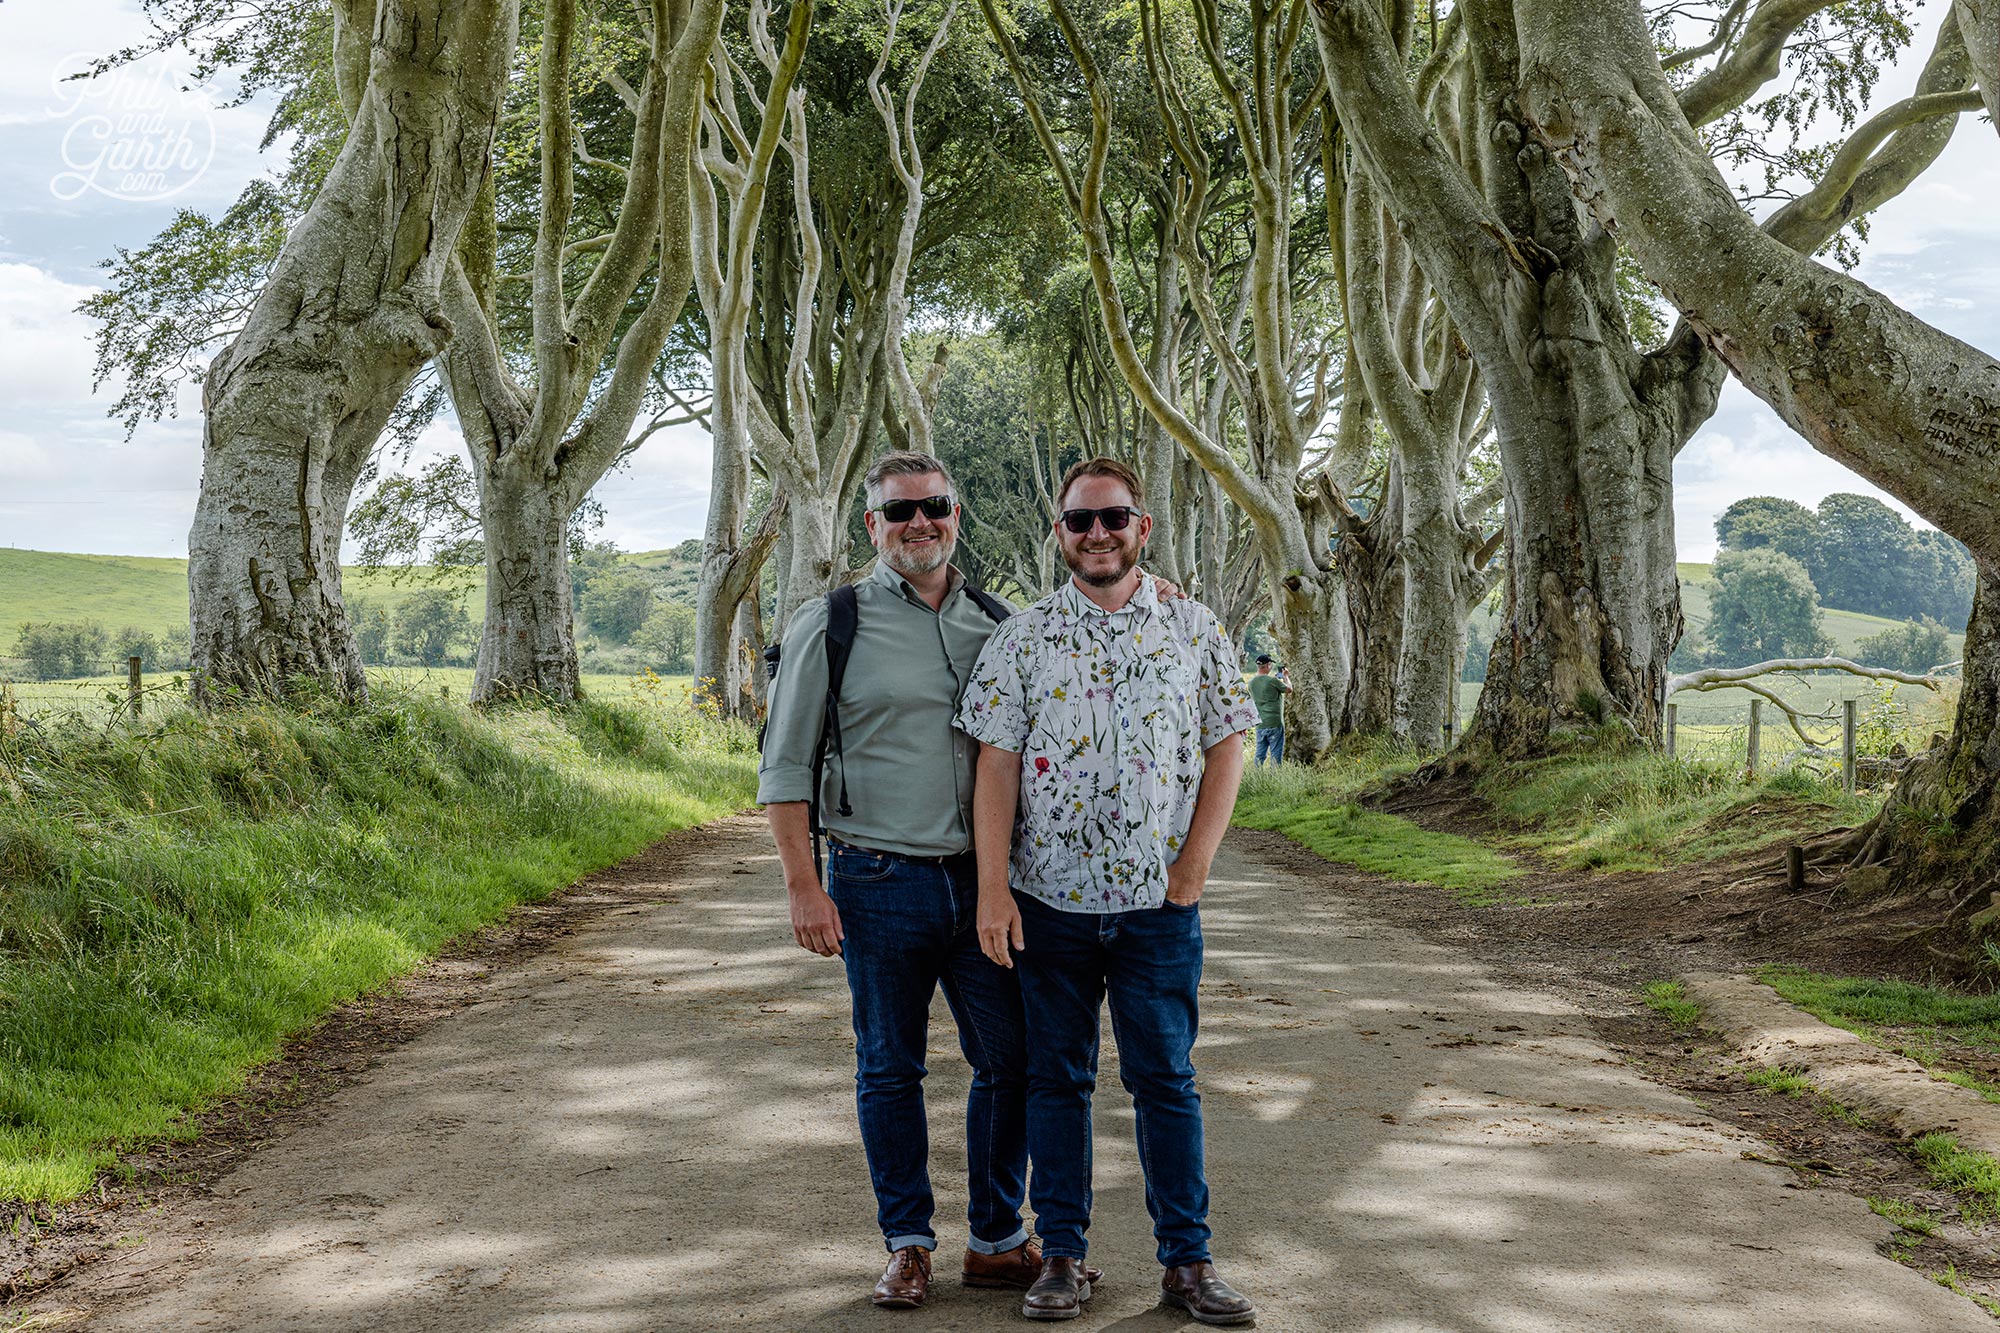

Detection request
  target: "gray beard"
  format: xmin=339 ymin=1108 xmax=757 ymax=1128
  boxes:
xmin=884 ymin=536 xmax=951 ymax=578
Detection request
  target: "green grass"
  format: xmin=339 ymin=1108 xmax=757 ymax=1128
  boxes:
xmin=3 ymin=668 xmax=696 ymax=724
xmin=1233 ymin=761 xmax=1522 ymax=903
xmin=1641 ymin=980 xmax=1703 ymax=1029
xmin=1868 ymin=1195 xmax=1943 ymax=1236
xmin=1744 ymin=1065 xmax=1813 ymax=1096
xmin=1912 ymin=1133 xmax=2000 ymax=1223
xmin=1475 ymin=744 xmax=1877 ymax=872
xmin=0 ymin=548 xmax=496 ymax=646
xmin=1929 ymin=1263 xmax=2000 ymax=1318
xmin=0 ymin=683 xmax=757 ymax=1202
xmin=1756 ymin=966 xmax=2000 ymax=1102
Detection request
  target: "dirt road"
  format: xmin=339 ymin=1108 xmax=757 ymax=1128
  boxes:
xmin=42 ymin=819 xmax=1987 ymax=1331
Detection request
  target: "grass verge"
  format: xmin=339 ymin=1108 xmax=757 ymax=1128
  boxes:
xmin=1640 ymin=980 xmax=1702 ymax=1029
xmin=1474 ymin=741 xmax=1878 ymax=873
xmin=1756 ymin=966 xmax=2000 ymax=1103
xmin=1234 ymin=760 xmax=1522 ymax=903
xmin=0 ymin=682 xmax=757 ymax=1202
xmin=1912 ymin=1133 xmax=2000 ymax=1224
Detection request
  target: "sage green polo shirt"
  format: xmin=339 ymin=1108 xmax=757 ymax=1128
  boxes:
xmin=756 ymin=561 xmax=1012 ymax=858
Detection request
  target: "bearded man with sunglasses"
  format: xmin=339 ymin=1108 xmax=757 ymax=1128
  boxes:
xmin=760 ymin=451 xmax=1110 ymax=1310
xmin=957 ymin=456 xmax=1258 ymax=1324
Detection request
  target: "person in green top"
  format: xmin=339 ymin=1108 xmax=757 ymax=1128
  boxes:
xmin=1247 ymin=654 xmax=1292 ymax=765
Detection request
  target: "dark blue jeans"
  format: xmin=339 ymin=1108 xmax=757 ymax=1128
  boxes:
xmin=826 ymin=843 xmax=1030 ymax=1255
xmin=1013 ymin=890 xmax=1212 ymax=1268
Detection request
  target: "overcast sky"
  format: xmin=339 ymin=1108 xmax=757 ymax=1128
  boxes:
xmin=0 ymin=1 xmax=1994 ymax=564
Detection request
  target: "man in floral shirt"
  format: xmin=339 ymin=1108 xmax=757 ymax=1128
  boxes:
xmin=956 ymin=457 xmax=1258 ymax=1325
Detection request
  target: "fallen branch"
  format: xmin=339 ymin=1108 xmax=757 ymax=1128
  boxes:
xmin=1667 ymin=656 xmax=1946 ymax=695
xmin=1668 ymin=657 xmax=1946 ymax=747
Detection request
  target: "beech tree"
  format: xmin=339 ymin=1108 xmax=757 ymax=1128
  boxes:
xmin=1513 ymin=0 xmax=2000 ymax=910
xmin=185 ymin=0 xmax=518 ymax=704
xmin=982 ymin=0 xmax=1364 ymax=759
xmin=437 ymin=0 xmax=725 ymax=702
xmin=688 ymin=0 xmax=812 ymax=715
xmin=690 ymin=0 xmax=1049 ymax=713
xmin=1310 ymin=0 xmax=1978 ymax=757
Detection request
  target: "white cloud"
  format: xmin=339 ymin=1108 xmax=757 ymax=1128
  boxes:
xmin=0 ymin=262 xmax=101 ymax=406
xmin=583 ymin=422 xmax=716 ymax=553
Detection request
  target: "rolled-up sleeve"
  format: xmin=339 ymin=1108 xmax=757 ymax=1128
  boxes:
xmin=1195 ymin=613 xmax=1256 ymax=745
xmin=953 ymin=620 xmax=1030 ymax=753
xmin=756 ymin=597 xmax=830 ymax=805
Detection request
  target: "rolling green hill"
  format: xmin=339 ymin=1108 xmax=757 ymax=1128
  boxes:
xmin=2 ymin=546 xmax=1961 ymax=673
xmin=0 ymin=545 xmax=707 ymax=651
xmin=0 ymin=549 xmax=488 ymax=642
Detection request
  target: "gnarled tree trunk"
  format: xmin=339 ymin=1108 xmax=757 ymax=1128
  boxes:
xmin=472 ymin=454 xmax=580 ymax=701
xmin=190 ymin=0 xmax=517 ymax=705
xmin=1314 ymin=0 xmax=1719 ymax=756
xmin=1516 ymin=0 xmax=2000 ymax=914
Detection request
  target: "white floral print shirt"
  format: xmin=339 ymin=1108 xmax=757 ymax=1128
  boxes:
xmin=954 ymin=577 xmax=1255 ymax=913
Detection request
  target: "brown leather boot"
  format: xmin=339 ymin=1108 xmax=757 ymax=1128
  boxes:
xmin=871 ymin=1245 xmax=932 ymax=1309
xmin=961 ymin=1241 xmax=1104 ymax=1290
xmin=1022 ymin=1255 xmax=1093 ymax=1321
xmin=1161 ymin=1261 xmax=1256 ymax=1325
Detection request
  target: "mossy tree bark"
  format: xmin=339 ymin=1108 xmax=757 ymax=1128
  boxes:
xmin=1313 ymin=0 xmax=1715 ymax=757
xmin=188 ymin=0 xmax=518 ymax=706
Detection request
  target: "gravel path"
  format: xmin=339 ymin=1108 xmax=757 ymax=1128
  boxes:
xmin=52 ymin=819 xmax=1988 ymax=1331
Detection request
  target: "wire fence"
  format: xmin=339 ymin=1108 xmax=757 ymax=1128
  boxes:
xmin=0 ymin=656 xmax=190 ymax=729
xmin=5 ymin=658 xmax=1957 ymax=795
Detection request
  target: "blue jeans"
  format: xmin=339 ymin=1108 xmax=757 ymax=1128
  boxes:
xmin=826 ymin=843 xmax=1030 ymax=1255
xmin=1012 ymin=890 xmax=1211 ymax=1268
xmin=1255 ymin=725 xmax=1285 ymax=765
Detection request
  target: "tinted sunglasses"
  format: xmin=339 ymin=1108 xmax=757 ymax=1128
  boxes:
xmin=873 ymin=494 xmax=955 ymax=523
xmin=1059 ymin=505 xmax=1143 ymax=535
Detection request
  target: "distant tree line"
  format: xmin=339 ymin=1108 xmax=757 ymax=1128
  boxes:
xmin=1715 ymin=494 xmax=1975 ymax=627
xmin=8 ymin=623 xmax=192 ymax=680
xmin=1664 ymin=494 xmax=1972 ymax=672
xmin=343 ymin=537 xmax=706 ymax=676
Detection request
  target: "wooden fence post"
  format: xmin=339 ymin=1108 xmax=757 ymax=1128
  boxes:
xmin=1665 ymin=702 xmax=1677 ymax=758
xmin=1842 ymin=698 xmax=1858 ymax=793
xmin=1747 ymin=698 xmax=1762 ymax=778
xmin=128 ymin=655 xmax=143 ymax=719
xmin=1 ymin=680 xmax=16 ymax=738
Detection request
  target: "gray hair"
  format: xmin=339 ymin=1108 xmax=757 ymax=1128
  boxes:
xmin=863 ymin=451 xmax=957 ymax=507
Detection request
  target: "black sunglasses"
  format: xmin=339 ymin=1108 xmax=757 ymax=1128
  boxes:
xmin=1059 ymin=505 xmax=1143 ymax=535
xmin=873 ymin=494 xmax=955 ymax=523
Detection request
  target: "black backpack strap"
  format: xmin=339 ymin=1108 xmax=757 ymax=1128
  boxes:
xmin=811 ymin=584 xmax=860 ymax=878
xmin=965 ymin=585 xmax=1013 ymax=624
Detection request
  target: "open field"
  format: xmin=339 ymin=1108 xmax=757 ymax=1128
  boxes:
xmin=1 ymin=668 xmax=698 ymax=721
xmin=0 ymin=549 xmax=491 ymax=642
xmin=1456 ymin=672 xmax=1957 ymax=735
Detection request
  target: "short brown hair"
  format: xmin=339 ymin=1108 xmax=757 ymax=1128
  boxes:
xmin=864 ymin=450 xmax=957 ymax=506
xmin=1056 ymin=456 xmax=1145 ymax=511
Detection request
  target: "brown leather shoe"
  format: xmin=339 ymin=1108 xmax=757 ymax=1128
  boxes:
xmin=871 ymin=1245 xmax=932 ymax=1309
xmin=1022 ymin=1255 xmax=1093 ymax=1320
xmin=1162 ymin=1261 xmax=1256 ymax=1325
xmin=961 ymin=1241 xmax=1104 ymax=1290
